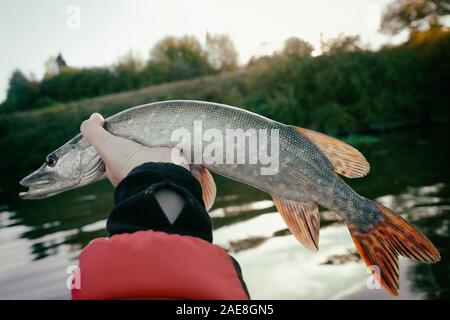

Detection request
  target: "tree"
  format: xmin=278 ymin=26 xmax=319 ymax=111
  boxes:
xmin=149 ymin=35 xmax=211 ymax=81
xmin=114 ymin=52 xmax=144 ymax=90
xmin=40 ymin=67 xmax=117 ymax=102
xmin=44 ymin=53 xmax=68 ymax=78
xmin=205 ymin=33 xmax=238 ymax=72
xmin=44 ymin=57 xmax=59 ymax=78
xmin=281 ymin=37 xmax=314 ymax=57
xmin=381 ymin=0 xmax=450 ymax=34
xmin=4 ymin=70 xmax=38 ymax=111
xmin=320 ymin=34 xmax=362 ymax=54
xmin=56 ymin=53 xmax=67 ymax=70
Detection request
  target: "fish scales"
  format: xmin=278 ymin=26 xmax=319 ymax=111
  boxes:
xmin=105 ymin=101 xmax=344 ymax=207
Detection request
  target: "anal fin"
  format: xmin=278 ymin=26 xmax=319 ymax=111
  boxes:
xmin=272 ymin=196 xmax=320 ymax=251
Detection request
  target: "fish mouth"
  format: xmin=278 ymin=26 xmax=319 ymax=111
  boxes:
xmin=19 ymin=179 xmax=52 ymax=188
xmin=18 ymin=170 xmax=101 ymax=200
xmin=19 ymin=179 xmax=54 ymax=200
xmin=19 ymin=175 xmax=59 ymax=200
xmin=19 ymin=157 xmax=105 ymax=200
xmin=19 ymin=183 xmax=70 ymax=200
xmin=19 ymin=190 xmax=56 ymax=200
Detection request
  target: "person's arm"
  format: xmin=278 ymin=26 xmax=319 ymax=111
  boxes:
xmin=76 ymin=113 xmax=249 ymax=300
xmin=80 ymin=113 xmax=213 ymax=242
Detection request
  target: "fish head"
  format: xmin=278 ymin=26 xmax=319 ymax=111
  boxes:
xmin=19 ymin=134 xmax=106 ymax=200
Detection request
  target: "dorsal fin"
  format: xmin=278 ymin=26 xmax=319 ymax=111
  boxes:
xmin=291 ymin=126 xmax=370 ymax=178
xmin=190 ymin=165 xmax=216 ymax=211
xmin=272 ymin=196 xmax=320 ymax=251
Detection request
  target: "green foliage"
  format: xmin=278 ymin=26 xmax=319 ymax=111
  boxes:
xmin=113 ymin=52 xmax=145 ymax=91
xmin=149 ymin=35 xmax=212 ymax=81
xmin=3 ymin=70 xmax=39 ymax=112
xmin=321 ymin=34 xmax=362 ymax=55
xmin=244 ymin=43 xmax=441 ymax=133
xmin=39 ymin=68 xmax=117 ymax=103
xmin=282 ymin=37 xmax=314 ymax=57
xmin=405 ymin=27 xmax=450 ymax=121
xmin=206 ymin=33 xmax=239 ymax=72
xmin=1 ymin=35 xmax=238 ymax=112
xmin=0 ymin=73 xmax=245 ymax=174
xmin=31 ymin=97 xmax=61 ymax=110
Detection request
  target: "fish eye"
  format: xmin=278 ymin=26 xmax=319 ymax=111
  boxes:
xmin=46 ymin=154 xmax=58 ymax=167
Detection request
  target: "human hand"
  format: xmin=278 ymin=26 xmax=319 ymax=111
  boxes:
xmin=80 ymin=113 xmax=189 ymax=186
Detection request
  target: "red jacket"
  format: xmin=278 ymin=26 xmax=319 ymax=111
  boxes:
xmin=72 ymin=230 xmax=249 ymax=300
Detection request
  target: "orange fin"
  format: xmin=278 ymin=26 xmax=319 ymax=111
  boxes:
xmin=292 ymin=126 xmax=370 ymax=178
xmin=349 ymin=203 xmax=440 ymax=296
xmin=272 ymin=196 xmax=320 ymax=251
xmin=190 ymin=165 xmax=216 ymax=211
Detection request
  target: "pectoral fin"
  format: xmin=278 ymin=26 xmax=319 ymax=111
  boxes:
xmin=291 ymin=126 xmax=370 ymax=178
xmin=272 ymin=196 xmax=320 ymax=251
xmin=190 ymin=165 xmax=216 ymax=211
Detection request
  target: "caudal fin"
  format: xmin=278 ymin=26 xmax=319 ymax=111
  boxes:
xmin=348 ymin=203 xmax=440 ymax=296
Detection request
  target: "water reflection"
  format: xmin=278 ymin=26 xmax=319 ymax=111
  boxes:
xmin=217 ymin=183 xmax=449 ymax=299
xmin=0 ymin=127 xmax=449 ymax=299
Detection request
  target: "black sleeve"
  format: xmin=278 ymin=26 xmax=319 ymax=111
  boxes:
xmin=106 ymin=162 xmax=213 ymax=243
xmin=106 ymin=162 xmax=250 ymax=298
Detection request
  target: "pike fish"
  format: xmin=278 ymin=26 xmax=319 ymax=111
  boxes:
xmin=19 ymin=100 xmax=440 ymax=295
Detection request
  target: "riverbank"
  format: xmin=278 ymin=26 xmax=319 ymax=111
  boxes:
xmin=1 ymin=43 xmax=449 ymax=177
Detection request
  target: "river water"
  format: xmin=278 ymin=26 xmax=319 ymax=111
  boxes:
xmin=0 ymin=127 xmax=449 ymax=299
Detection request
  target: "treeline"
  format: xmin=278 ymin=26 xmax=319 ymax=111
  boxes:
xmin=0 ymin=28 xmax=449 ymax=176
xmin=0 ymin=33 xmax=238 ymax=112
xmin=242 ymin=28 xmax=450 ymax=133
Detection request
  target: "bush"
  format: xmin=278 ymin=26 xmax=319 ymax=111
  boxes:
xmin=31 ymin=97 xmax=61 ymax=110
xmin=244 ymin=47 xmax=433 ymax=133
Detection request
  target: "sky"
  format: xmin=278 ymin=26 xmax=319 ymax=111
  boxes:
xmin=0 ymin=0 xmax=406 ymax=102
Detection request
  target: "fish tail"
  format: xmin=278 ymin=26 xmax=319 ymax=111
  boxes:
xmin=347 ymin=201 xmax=440 ymax=296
